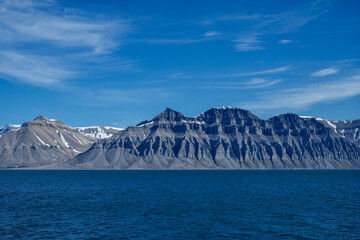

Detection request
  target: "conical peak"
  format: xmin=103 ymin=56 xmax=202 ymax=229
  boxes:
xmin=34 ymin=115 xmax=48 ymax=121
xmin=153 ymin=108 xmax=187 ymax=122
xmin=31 ymin=115 xmax=66 ymax=127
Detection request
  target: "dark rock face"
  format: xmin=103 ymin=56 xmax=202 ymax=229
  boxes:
xmin=0 ymin=116 xmax=94 ymax=168
xmin=73 ymin=107 xmax=360 ymax=169
xmin=316 ymin=118 xmax=360 ymax=146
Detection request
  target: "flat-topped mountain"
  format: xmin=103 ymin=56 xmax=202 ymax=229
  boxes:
xmin=72 ymin=107 xmax=360 ymax=169
xmin=0 ymin=116 xmax=95 ymax=168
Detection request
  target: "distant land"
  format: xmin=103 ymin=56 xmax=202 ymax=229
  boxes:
xmin=0 ymin=107 xmax=359 ymax=169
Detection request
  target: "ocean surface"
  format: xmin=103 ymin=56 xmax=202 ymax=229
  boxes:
xmin=0 ymin=170 xmax=359 ymax=239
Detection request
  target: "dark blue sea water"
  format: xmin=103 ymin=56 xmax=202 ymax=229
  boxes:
xmin=0 ymin=170 xmax=359 ymax=239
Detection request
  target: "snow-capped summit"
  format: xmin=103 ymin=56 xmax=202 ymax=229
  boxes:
xmin=75 ymin=126 xmax=123 ymax=140
xmin=0 ymin=124 xmax=21 ymax=137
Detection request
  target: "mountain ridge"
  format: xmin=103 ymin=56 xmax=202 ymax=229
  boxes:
xmin=1 ymin=108 xmax=359 ymax=169
xmin=71 ymin=107 xmax=360 ymax=169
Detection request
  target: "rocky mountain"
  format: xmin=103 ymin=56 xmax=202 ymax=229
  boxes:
xmin=0 ymin=116 xmax=94 ymax=168
xmin=301 ymin=116 xmax=360 ymax=146
xmin=72 ymin=107 xmax=360 ymax=169
xmin=0 ymin=124 xmax=21 ymax=137
xmin=75 ymin=126 xmax=123 ymax=140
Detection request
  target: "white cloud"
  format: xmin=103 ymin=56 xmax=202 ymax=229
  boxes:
xmin=203 ymin=66 xmax=291 ymax=79
xmin=0 ymin=0 xmax=128 ymax=54
xmin=234 ymin=34 xmax=264 ymax=52
xmin=70 ymin=88 xmax=172 ymax=106
xmin=201 ymin=2 xmax=333 ymax=51
xmin=143 ymin=38 xmax=208 ymax=45
xmin=205 ymin=11 xmax=323 ymax=34
xmin=203 ymin=31 xmax=222 ymax=37
xmin=0 ymin=52 xmax=74 ymax=87
xmin=0 ymin=0 xmax=131 ymax=87
xmin=167 ymin=66 xmax=291 ymax=80
xmin=240 ymin=66 xmax=291 ymax=76
xmin=219 ymin=79 xmax=281 ymax=89
xmin=243 ymin=75 xmax=360 ymax=110
xmin=279 ymin=39 xmax=292 ymax=44
xmin=311 ymin=67 xmax=339 ymax=77
xmin=206 ymin=78 xmax=281 ymax=90
xmin=167 ymin=72 xmax=192 ymax=79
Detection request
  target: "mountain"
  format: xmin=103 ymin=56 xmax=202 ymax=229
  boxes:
xmin=301 ymin=116 xmax=360 ymax=146
xmin=0 ymin=124 xmax=21 ymax=137
xmin=72 ymin=107 xmax=360 ymax=169
xmin=0 ymin=116 xmax=94 ymax=168
xmin=75 ymin=126 xmax=123 ymax=140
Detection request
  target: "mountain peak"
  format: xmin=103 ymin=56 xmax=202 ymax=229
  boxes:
xmin=34 ymin=115 xmax=60 ymax=123
xmin=197 ymin=107 xmax=260 ymax=124
xmin=153 ymin=108 xmax=187 ymax=122
xmin=34 ymin=115 xmax=49 ymax=121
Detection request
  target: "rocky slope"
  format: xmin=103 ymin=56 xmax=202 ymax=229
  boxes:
xmin=72 ymin=107 xmax=360 ymax=169
xmin=0 ymin=116 xmax=94 ymax=168
xmin=75 ymin=126 xmax=123 ymax=140
xmin=301 ymin=116 xmax=360 ymax=146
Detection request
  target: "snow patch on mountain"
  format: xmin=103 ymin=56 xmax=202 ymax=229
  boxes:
xmin=59 ymin=132 xmax=70 ymax=148
xmin=72 ymin=133 xmax=83 ymax=145
xmin=34 ymin=132 xmax=50 ymax=147
xmin=0 ymin=124 xmax=21 ymax=137
xmin=75 ymin=126 xmax=123 ymax=140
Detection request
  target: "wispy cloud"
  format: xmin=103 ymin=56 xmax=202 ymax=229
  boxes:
xmin=200 ymin=1 xmax=333 ymax=51
xmin=0 ymin=51 xmax=74 ymax=87
xmin=204 ymin=11 xmax=324 ymax=34
xmin=202 ymin=66 xmax=292 ymax=79
xmin=311 ymin=67 xmax=339 ymax=77
xmin=69 ymin=88 xmax=172 ymax=106
xmin=279 ymin=39 xmax=292 ymax=44
xmin=213 ymin=78 xmax=281 ymax=90
xmin=143 ymin=38 xmax=208 ymax=45
xmin=0 ymin=0 xmax=128 ymax=54
xmin=241 ymin=66 xmax=292 ymax=76
xmin=164 ymin=66 xmax=291 ymax=81
xmin=243 ymin=75 xmax=360 ymax=110
xmin=203 ymin=31 xmax=222 ymax=37
xmin=167 ymin=72 xmax=192 ymax=79
xmin=0 ymin=0 xmax=131 ymax=87
xmin=234 ymin=33 xmax=264 ymax=52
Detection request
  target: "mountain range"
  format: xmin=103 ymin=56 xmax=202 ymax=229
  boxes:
xmin=0 ymin=116 xmax=122 ymax=168
xmin=1 ymin=107 xmax=359 ymax=169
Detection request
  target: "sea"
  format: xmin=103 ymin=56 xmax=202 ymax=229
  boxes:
xmin=0 ymin=170 xmax=359 ymax=239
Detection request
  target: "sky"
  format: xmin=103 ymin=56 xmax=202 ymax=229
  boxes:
xmin=0 ymin=0 xmax=359 ymax=127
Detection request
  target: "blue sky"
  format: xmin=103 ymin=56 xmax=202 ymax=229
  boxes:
xmin=0 ymin=0 xmax=359 ymax=127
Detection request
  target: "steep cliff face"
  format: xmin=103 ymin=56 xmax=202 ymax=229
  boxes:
xmin=0 ymin=116 xmax=94 ymax=168
xmin=301 ymin=117 xmax=360 ymax=146
xmin=332 ymin=119 xmax=360 ymax=145
xmin=73 ymin=108 xmax=360 ymax=169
